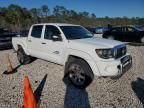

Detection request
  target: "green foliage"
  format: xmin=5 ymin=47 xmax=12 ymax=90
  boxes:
xmin=41 ymin=5 xmax=49 ymax=17
xmin=0 ymin=4 xmax=144 ymax=32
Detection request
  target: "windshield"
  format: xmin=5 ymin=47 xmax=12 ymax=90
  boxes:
xmin=133 ymin=25 xmax=144 ymax=31
xmin=60 ymin=26 xmax=93 ymax=40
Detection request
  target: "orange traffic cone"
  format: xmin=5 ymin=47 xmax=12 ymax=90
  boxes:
xmin=23 ymin=76 xmax=38 ymax=108
xmin=5 ymin=54 xmax=13 ymax=73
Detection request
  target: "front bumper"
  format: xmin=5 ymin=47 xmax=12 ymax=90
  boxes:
xmin=95 ymin=54 xmax=132 ymax=77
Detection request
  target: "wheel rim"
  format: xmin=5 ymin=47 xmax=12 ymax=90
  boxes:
xmin=69 ymin=64 xmax=85 ymax=86
xmin=17 ymin=50 xmax=24 ymax=63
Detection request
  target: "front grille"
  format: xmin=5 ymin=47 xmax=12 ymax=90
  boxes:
xmin=114 ymin=45 xmax=127 ymax=59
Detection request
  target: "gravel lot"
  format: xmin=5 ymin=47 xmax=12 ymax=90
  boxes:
xmin=0 ymin=44 xmax=144 ymax=108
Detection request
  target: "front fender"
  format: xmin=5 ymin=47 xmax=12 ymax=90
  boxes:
xmin=64 ymin=48 xmax=101 ymax=76
xmin=64 ymin=48 xmax=93 ymax=63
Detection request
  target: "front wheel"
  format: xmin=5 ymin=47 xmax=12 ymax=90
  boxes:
xmin=65 ymin=59 xmax=94 ymax=89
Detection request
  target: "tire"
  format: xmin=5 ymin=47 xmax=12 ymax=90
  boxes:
xmin=107 ymin=36 xmax=115 ymax=40
xmin=65 ymin=59 xmax=94 ymax=89
xmin=17 ymin=48 xmax=31 ymax=65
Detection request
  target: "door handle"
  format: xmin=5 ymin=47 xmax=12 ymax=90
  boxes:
xmin=41 ymin=42 xmax=46 ymax=44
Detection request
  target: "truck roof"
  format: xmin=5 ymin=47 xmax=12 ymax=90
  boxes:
xmin=32 ymin=23 xmax=80 ymax=27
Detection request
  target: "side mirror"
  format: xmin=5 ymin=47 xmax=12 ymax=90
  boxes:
xmin=52 ymin=35 xmax=62 ymax=41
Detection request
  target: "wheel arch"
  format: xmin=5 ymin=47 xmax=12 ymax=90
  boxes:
xmin=64 ymin=55 xmax=94 ymax=77
xmin=16 ymin=44 xmax=29 ymax=55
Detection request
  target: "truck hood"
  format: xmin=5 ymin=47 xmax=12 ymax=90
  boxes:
xmin=69 ymin=37 xmax=124 ymax=48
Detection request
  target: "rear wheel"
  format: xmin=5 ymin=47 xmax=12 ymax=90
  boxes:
xmin=17 ymin=48 xmax=31 ymax=65
xmin=65 ymin=59 xmax=94 ymax=89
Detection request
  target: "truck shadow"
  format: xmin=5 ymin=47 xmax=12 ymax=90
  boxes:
xmin=29 ymin=57 xmax=37 ymax=64
xmin=131 ymin=77 xmax=144 ymax=107
xmin=63 ymin=77 xmax=90 ymax=108
xmin=3 ymin=64 xmax=21 ymax=74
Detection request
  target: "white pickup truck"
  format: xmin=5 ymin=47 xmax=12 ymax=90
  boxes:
xmin=12 ymin=23 xmax=132 ymax=88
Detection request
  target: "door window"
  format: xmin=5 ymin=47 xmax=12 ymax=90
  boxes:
xmin=127 ymin=27 xmax=135 ymax=32
xmin=31 ymin=25 xmax=43 ymax=38
xmin=44 ymin=25 xmax=61 ymax=40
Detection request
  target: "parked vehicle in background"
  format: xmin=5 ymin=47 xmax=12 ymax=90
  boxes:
xmin=0 ymin=28 xmax=18 ymax=49
xmin=12 ymin=23 xmax=132 ymax=88
xmin=95 ymin=27 xmax=108 ymax=34
xmin=85 ymin=27 xmax=96 ymax=34
xmin=93 ymin=26 xmax=108 ymax=38
xmin=102 ymin=26 xmax=144 ymax=43
xmin=19 ymin=30 xmax=29 ymax=37
xmin=85 ymin=26 xmax=109 ymax=35
xmin=134 ymin=25 xmax=144 ymax=31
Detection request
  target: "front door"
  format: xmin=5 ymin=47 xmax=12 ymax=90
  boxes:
xmin=111 ymin=27 xmax=123 ymax=41
xmin=126 ymin=27 xmax=137 ymax=42
xmin=41 ymin=25 xmax=66 ymax=65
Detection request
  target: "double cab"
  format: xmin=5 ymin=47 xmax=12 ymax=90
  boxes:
xmin=12 ymin=23 xmax=132 ymax=88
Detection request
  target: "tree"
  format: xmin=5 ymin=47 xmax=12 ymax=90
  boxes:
xmin=0 ymin=4 xmax=144 ymax=32
xmin=41 ymin=5 xmax=49 ymax=17
xmin=30 ymin=8 xmax=38 ymax=17
xmin=3 ymin=4 xmax=33 ymax=31
xmin=53 ymin=6 xmax=68 ymax=17
xmin=91 ymin=13 xmax=96 ymax=19
xmin=8 ymin=4 xmax=23 ymax=31
xmin=79 ymin=11 xmax=89 ymax=18
xmin=37 ymin=8 xmax=43 ymax=17
xmin=53 ymin=6 xmax=70 ymax=22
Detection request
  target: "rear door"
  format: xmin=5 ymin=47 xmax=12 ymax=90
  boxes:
xmin=121 ymin=27 xmax=127 ymax=41
xmin=126 ymin=27 xmax=137 ymax=42
xmin=27 ymin=25 xmax=44 ymax=58
xmin=123 ymin=27 xmax=136 ymax=42
xmin=110 ymin=27 xmax=123 ymax=41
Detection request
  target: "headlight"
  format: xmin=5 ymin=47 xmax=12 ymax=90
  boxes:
xmin=96 ymin=49 xmax=113 ymax=59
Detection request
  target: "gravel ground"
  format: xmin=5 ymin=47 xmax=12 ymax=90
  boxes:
xmin=0 ymin=45 xmax=144 ymax=108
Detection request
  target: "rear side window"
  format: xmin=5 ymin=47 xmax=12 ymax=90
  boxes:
xmin=31 ymin=25 xmax=43 ymax=38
